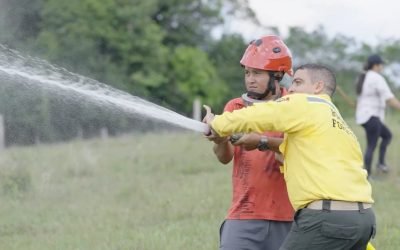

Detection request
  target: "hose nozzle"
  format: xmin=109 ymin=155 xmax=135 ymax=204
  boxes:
xmin=229 ymin=133 xmax=243 ymax=144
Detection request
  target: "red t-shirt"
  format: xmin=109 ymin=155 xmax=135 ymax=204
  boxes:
xmin=224 ymin=95 xmax=294 ymax=221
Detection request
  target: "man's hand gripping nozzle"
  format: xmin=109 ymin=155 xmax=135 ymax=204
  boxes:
xmin=229 ymin=133 xmax=243 ymax=144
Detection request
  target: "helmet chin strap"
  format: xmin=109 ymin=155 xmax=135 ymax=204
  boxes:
xmin=241 ymin=93 xmax=268 ymax=104
xmin=246 ymin=90 xmax=270 ymax=100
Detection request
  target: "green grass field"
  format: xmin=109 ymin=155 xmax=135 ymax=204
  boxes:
xmin=0 ymin=118 xmax=399 ymax=249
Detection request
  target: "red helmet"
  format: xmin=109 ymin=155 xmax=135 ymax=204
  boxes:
xmin=240 ymin=35 xmax=293 ymax=75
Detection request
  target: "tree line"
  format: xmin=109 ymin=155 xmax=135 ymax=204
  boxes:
xmin=0 ymin=0 xmax=399 ymax=146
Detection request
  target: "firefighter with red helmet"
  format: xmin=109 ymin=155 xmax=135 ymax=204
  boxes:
xmin=240 ymin=35 xmax=292 ymax=102
xmin=208 ymin=35 xmax=294 ymax=250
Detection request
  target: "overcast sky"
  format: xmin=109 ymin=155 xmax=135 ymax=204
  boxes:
xmin=236 ymin=0 xmax=400 ymax=45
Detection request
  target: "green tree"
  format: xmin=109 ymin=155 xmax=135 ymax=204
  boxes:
xmin=152 ymin=0 xmax=223 ymax=47
xmin=164 ymin=46 xmax=227 ymax=115
xmin=0 ymin=0 xmax=43 ymax=50
xmin=35 ymin=0 xmax=168 ymax=96
xmin=208 ymin=34 xmax=247 ymax=105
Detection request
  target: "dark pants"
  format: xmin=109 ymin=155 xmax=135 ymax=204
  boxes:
xmin=280 ymin=206 xmax=376 ymax=250
xmin=362 ymin=116 xmax=392 ymax=175
xmin=220 ymin=219 xmax=292 ymax=250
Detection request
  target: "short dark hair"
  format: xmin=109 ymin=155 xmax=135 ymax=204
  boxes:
xmin=366 ymin=54 xmax=385 ymax=68
xmin=295 ymin=64 xmax=336 ymax=96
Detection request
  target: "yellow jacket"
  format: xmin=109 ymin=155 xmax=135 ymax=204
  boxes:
xmin=211 ymin=93 xmax=373 ymax=210
xmin=367 ymin=242 xmax=376 ymax=250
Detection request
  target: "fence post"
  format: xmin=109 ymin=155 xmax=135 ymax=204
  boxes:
xmin=100 ymin=127 xmax=109 ymax=140
xmin=0 ymin=115 xmax=4 ymax=150
xmin=192 ymin=97 xmax=201 ymax=121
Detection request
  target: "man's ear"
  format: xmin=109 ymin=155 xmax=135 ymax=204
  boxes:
xmin=315 ymin=81 xmax=325 ymax=94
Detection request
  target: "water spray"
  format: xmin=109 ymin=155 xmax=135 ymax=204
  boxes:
xmin=0 ymin=45 xmax=209 ymax=134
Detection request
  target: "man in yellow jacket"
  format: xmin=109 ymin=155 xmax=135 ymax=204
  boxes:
xmin=203 ymin=64 xmax=376 ymax=250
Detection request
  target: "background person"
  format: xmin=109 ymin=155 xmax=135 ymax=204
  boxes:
xmin=208 ymin=35 xmax=294 ymax=250
xmin=355 ymin=54 xmax=400 ymax=176
xmin=204 ymin=64 xmax=375 ymax=250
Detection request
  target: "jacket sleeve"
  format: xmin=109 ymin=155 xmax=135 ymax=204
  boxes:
xmin=211 ymin=94 xmax=309 ymax=137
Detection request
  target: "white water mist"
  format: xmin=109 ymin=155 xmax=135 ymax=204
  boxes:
xmin=0 ymin=45 xmax=208 ymax=133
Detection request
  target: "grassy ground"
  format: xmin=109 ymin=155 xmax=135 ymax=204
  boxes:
xmin=0 ymin=118 xmax=399 ymax=249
